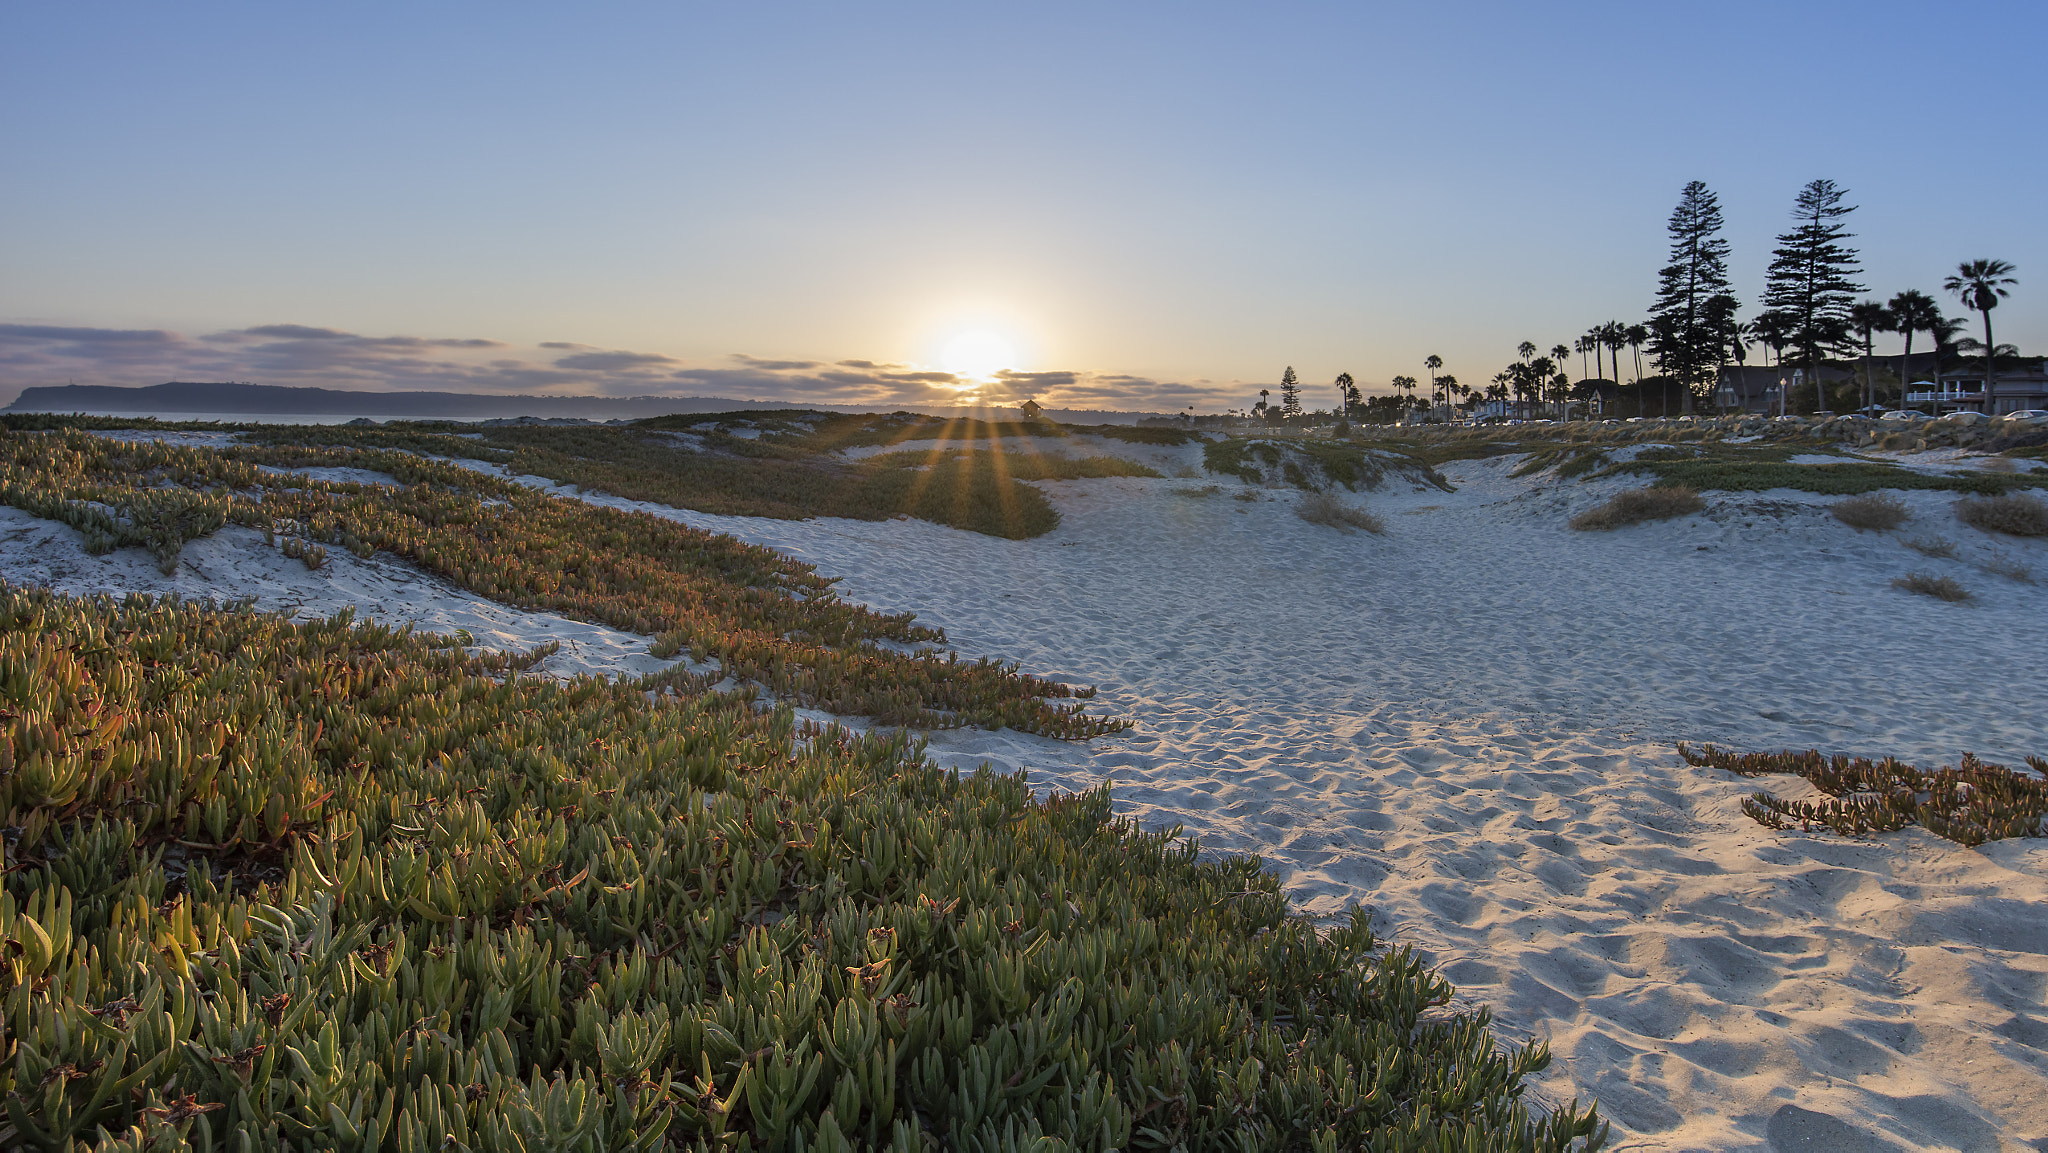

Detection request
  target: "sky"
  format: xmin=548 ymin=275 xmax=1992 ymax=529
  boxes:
xmin=3 ymin=1 xmax=2044 ymax=412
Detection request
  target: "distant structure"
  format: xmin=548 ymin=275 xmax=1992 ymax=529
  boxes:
xmin=1017 ymin=398 xmax=1043 ymax=420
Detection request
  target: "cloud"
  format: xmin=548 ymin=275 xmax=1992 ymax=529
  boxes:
xmin=0 ymin=323 xmax=178 ymax=345
xmin=0 ymin=317 xmax=1243 ymax=411
xmin=994 ymin=369 xmax=1077 ymax=388
xmin=243 ymin=324 xmax=353 ymax=340
xmin=730 ymin=353 xmax=821 ymax=371
xmin=550 ymin=349 xmax=679 ymax=371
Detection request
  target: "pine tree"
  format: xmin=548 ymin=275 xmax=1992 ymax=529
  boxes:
xmin=1647 ymin=181 xmax=1739 ymax=408
xmin=1279 ymin=366 xmax=1302 ymax=417
xmin=1761 ymin=180 xmax=1864 ymax=409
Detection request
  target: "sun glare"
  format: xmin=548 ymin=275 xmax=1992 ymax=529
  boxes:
xmin=938 ymin=330 xmax=1018 ymax=383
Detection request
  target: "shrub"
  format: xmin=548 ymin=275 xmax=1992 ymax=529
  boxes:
xmin=1904 ymin=535 xmax=1957 ymax=558
xmin=1169 ymin=484 xmax=1222 ymax=498
xmin=1680 ymin=743 xmax=2048 ymax=847
xmin=1568 ymin=485 xmax=1706 ymax=531
xmin=1955 ymin=491 xmax=2048 ymax=536
xmin=1831 ymin=492 xmax=1910 ymax=531
xmin=1892 ymin=571 xmax=1973 ymax=601
xmin=1295 ymin=491 xmax=1385 ymax=534
xmin=1982 ymin=547 xmax=2036 ymax=584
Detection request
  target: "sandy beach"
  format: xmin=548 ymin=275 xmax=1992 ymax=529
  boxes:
xmin=7 ymin=431 xmax=2047 ymax=1150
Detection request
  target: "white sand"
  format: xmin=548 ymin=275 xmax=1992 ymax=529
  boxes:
xmin=13 ymin=434 xmax=2048 ymax=1148
xmin=486 ymin=454 xmax=2048 ymax=1151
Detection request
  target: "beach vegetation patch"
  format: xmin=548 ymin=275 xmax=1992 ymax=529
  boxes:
xmin=1066 ymin=423 xmax=1200 ymax=446
xmin=1892 ymin=571 xmax=1973 ymax=601
xmin=1954 ymin=491 xmax=2048 ymax=537
xmin=1904 ymin=535 xmax=1958 ymax=558
xmin=1831 ymin=493 xmax=1910 ymax=531
xmin=1981 ymin=547 xmax=2036 ymax=584
xmin=1204 ymin=438 xmax=1446 ymax=493
xmin=0 ymin=586 xmax=1607 ymax=1152
xmin=0 ymin=430 xmax=1118 ymax=736
xmin=1680 ymin=743 xmax=2048 ymax=846
xmin=1295 ymin=491 xmax=1385 ymax=534
xmin=1568 ymin=485 xmax=1706 ymax=531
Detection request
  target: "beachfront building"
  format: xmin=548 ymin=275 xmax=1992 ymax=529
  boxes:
xmin=1927 ymin=363 xmax=2048 ymax=415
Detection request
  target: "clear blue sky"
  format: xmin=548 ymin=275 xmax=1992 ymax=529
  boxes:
xmin=3 ymin=1 xmax=2042 ymax=410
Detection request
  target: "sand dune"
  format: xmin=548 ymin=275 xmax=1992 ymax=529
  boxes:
xmin=496 ymin=450 xmax=2048 ymax=1151
xmin=8 ymin=433 xmax=2047 ymax=1149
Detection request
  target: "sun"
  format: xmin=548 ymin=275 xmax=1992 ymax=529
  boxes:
xmin=937 ymin=330 xmax=1018 ymax=383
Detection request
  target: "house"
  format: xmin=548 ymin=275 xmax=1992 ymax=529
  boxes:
xmin=1931 ymin=362 xmax=2048 ymax=415
xmin=1713 ymin=364 xmax=1855 ymax=414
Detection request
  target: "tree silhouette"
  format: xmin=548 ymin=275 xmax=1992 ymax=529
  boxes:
xmin=1599 ymin=323 xmax=1628 ymax=412
xmin=1424 ymin=355 xmax=1444 ymax=418
xmin=1279 ymin=366 xmax=1302 ymax=417
xmin=1762 ymin=179 xmax=1865 ymax=411
xmin=1334 ymin=372 xmax=1357 ymax=419
xmin=1847 ymin=301 xmax=1892 ymax=414
xmin=1390 ymin=375 xmax=1418 ymax=421
xmin=1647 ymin=181 xmax=1739 ymax=412
xmin=1625 ymin=324 xmax=1652 ymax=413
xmin=1886 ymin=290 xmax=1940 ymax=409
xmin=1943 ymin=259 xmax=2018 ymax=412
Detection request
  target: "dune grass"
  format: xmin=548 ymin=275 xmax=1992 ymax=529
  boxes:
xmin=1831 ymin=492 xmax=1910 ymax=532
xmin=1568 ymin=485 xmax=1706 ymax=531
xmin=1904 ymin=535 xmax=1958 ymax=558
xmin=1892 ymin=571 xmax=1973 ymax=602
xmin=1295 ymin=491 xmax=1385 ymax=534
xmin=1954 ymin=491 xmax=2048 ymax=537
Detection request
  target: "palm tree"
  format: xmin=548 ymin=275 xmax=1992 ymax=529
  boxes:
xmin=1846 ymin=301 xmax=1891 ymax=414
xmin=1943 ymin=259 xmax=2018 ymax=412
xmin=1726 ymin=322 xmax=1749 ymax=413
xmin=1926 ymin=314 xmax=1970 ymax=412
xmin=1600 ymin=322 xmax=1628 ymax=414
xmin=1388 ymin=374 xmax=1418 ymax=421
xmin=1257 ymin=388 xmax=1270 ymax=419
xmin=1574 ymin=335 xmax=1593 ymax=382
xmin=1886 ymin=290 xmax=1940 ymax=410
xmin=1424 ymin=355 xmax=1444 ymax=419
xmin=1334 ymin=372 xmax=1356 ymax=419
xmin=1624 ymin=324 xmax=1651 ymax=414
xmin=1548 ymin=345 xmax=1572 ymax=416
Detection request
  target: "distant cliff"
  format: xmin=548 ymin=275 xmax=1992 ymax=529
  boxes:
xmin=4 ymin=381 xmax=775 ymax=420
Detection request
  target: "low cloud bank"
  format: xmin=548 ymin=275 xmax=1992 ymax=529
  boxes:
xmin=0 ymin=321 xmax=1231 ymax=412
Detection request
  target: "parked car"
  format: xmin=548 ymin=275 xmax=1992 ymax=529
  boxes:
xmin=2002 ymin=410 xmax=2048 ymax=422
xmin=1880 ymin=410 xmax=1930 ymax=421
